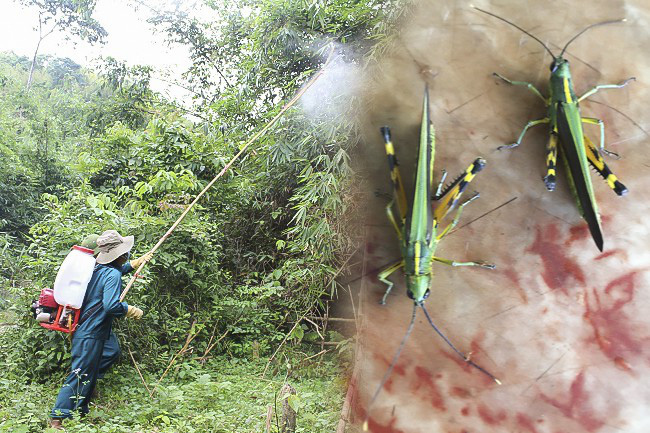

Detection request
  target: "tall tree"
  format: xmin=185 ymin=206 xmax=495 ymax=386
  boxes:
xmin=17 ymin=0 xmax=107 ymax=89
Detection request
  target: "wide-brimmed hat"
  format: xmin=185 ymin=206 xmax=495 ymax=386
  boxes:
xmin=96 ymin=230 xmax=134 ymax=264
xmin=80 ymin=234 xmax=100 ymax=255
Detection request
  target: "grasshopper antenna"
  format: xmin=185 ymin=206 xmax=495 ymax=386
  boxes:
xmin=420 ymin=303 xmax=501 ymax=385
xmin=559 ymin=18 xmax=626 ymax=57
xmin=363 ymin=303 xmax=418 ymax=431
xmin=472 ymin=6 xmax=555 ymax=59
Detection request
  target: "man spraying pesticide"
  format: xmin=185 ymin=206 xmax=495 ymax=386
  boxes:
xmin=39 ymin=46 xmax=333 ymax=428
xmin=46 ymin=230 xmax=151 ymax=429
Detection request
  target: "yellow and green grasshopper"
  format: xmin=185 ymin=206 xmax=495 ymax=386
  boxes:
xmin=364 ymin=88 xmax=499 ymax=429
xmin=474 ymin=7 xmax=633 ymax=251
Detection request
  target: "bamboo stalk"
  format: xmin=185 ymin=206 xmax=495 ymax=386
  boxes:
xmin=127 ymin=346 xmax=153 ymax=398
xmin=120 ymin=44 xmax=335 ymax=302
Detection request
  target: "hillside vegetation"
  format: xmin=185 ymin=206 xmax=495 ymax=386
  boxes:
xmin=0 ymin=1 xmax=405 ymax=431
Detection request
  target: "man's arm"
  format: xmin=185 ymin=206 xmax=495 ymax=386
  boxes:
xmin=102 ymin=272 xmax=128 ymax=318
xmin=120 ymin=262 xmax=133 ymax=275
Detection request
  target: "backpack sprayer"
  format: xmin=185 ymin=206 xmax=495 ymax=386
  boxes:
xmin=31 ymin=245 xmax=96 ymax=333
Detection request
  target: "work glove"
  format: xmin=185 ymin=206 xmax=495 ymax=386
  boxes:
xmin=126 ymin=305 xmax=144 ymax=319
xmin=130 ymin=251 xmax=154 ymax=269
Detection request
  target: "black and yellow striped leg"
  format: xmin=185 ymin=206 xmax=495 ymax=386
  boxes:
xmin=578 ymin=77 xmax=635 ymax=102
xmin=432 ymin=256 xmax=495 ymax=269
xmin=433 ymin=158 xmax=486 ymax=222
xmin=381 ymin=127 xmax=408 ymax=221
xmin=378 ymin=260 xmax=405 ymax=305
xmin=581 ymin=117 xmax=619 ymax=158
xmin=437 ymin=192 xmax=480 ymax=240
xmin=543 ymin=132 xmax=559 ymax=191
xmin=498 ymin=118 xmax=549 ymax=150
xmin=583 ymin=135 xmax=628 ymax=196
xmin=493 ymin=73 xmax=548 ymax=104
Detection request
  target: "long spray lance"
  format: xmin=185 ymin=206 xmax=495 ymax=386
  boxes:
xmin=120 ymin=44 xmax=336 ymax=302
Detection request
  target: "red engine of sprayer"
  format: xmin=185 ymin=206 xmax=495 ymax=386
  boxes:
xmin=31 ymin=288 xmax=80 ymax=333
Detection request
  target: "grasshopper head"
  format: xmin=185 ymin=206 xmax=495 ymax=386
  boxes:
xmin=549 ymin=57 xmax=569 ymax=74
xmin=406 ymin=275 xmax=431 ymax=303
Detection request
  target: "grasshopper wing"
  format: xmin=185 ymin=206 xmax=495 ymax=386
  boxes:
xmin=557 ymin=102 xmax=604 ymax=251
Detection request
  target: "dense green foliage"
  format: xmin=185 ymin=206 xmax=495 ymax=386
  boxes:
xmin=0 ymin=0 xmax=405 ymax=430
xmin=0 ymin=356 xmax=347 ymax=433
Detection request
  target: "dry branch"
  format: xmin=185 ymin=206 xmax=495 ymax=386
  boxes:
xmin=265 ymin=405 xmax=274 ymax=433
xmin=150 ymin=320 xmax=201 ymax=396
xmin=198 ymin=329 xmax=229 ymax=363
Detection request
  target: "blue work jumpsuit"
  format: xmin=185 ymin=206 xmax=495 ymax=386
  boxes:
xmin=50 ymin=262 xmax=133 ymax=419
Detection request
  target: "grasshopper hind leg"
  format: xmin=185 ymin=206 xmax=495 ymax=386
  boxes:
xmin=436 ymin=191 xmax=480 ymax=240
xmin=543 ymin=132 xmax=559 ymax=191
xmin=433 ymin=158 xmax=486 ymax=223
xmin=584 ymin=135 xmax=628 ymax=196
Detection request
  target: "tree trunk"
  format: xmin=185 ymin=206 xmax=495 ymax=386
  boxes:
xmin=280 ymin=383 xmax=297 ymax=433
xmin=27 ymin=14 xmax=56 ymax=91
xmin=26 ymin=37 xmax=42 ymax=90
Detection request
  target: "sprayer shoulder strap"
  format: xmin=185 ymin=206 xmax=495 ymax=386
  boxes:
xmin=78 ymin=303 xmax=102 ymax=326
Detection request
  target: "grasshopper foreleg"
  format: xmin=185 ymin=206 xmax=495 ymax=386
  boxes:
xmin=578 ymin=77 xmax=635 ymax=102
xmin=378 ymin=260 xmax=404 ymax=305
xmin=493 ymin=72 xmax=547 ymax=103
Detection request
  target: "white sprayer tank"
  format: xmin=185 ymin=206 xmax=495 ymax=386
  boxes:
xmin=53 ymin=246 xmax=96 ymax=309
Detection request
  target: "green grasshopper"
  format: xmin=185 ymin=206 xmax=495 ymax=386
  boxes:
xmin=474 ymin=7 xmax=633 ymax=251
xmin=363 ymin=88 xmax=499 ymax=430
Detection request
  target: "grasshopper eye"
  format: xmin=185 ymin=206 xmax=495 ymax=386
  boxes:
xmin=550 ymin=60 xmax=558 ymax=72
